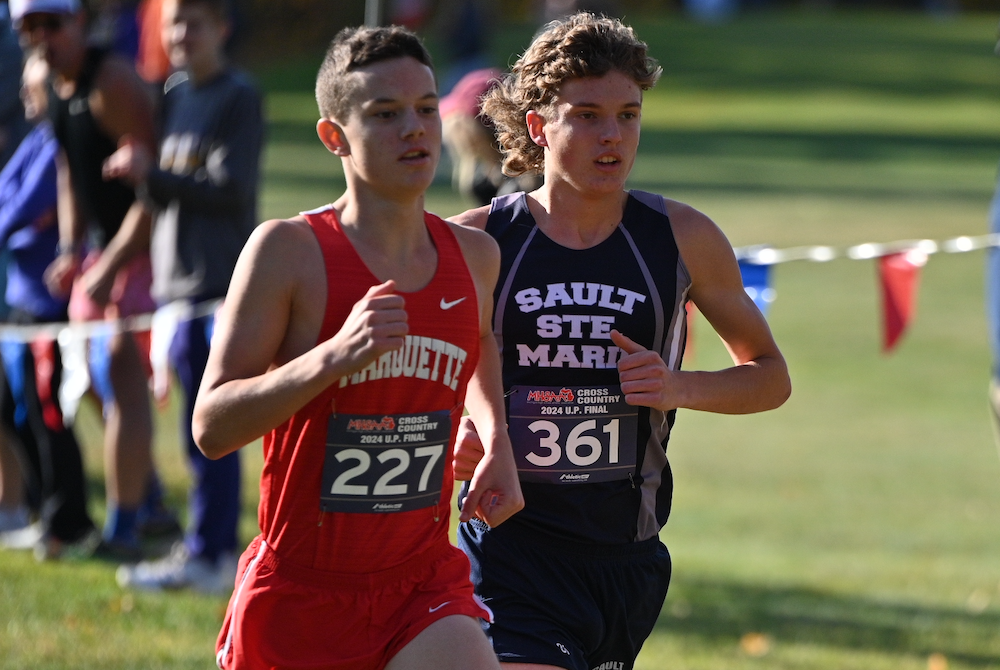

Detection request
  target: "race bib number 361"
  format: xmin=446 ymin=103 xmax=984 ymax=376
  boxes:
xmin=508 ymin=385 xmax=637 ymax=484
xmin=321 ymin=410 xmax=451 ymax=513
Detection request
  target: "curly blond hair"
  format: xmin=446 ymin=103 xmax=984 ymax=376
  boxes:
xmin=482 ymin=12 xmax=661 ymax=176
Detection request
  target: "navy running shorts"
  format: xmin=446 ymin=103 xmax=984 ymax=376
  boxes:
xmin=458 ymin=519 xmax=671 ymax=670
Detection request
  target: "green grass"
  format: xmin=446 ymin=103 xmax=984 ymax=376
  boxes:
xmin=5 ymin=9 xmax=1000 ymax=669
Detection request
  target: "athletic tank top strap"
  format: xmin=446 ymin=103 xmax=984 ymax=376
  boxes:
xmin=302 ymin=206 xmax=358 ymax=346
xmin=49 ymin=47 xmax=135 ymax=248
xmin=487 ymin=192 xmax=540 ymax=352
xmin=485 ymin=192 xmax=530 ymax=239
xmin=302 ymin=205 xmax=476 ymax=346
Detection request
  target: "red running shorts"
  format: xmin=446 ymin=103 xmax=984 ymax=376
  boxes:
xmin=216 ymin=535 xmax=493 ymax=670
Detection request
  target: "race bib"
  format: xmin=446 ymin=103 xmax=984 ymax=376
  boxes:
xmin=320 ymin=410 xmax=451 ymax=513
xmin=508 ymin=385 xmax=637 ymax=484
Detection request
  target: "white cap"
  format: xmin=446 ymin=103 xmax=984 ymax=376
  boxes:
xmin=9 ymin=0 xmax=81 ymax=27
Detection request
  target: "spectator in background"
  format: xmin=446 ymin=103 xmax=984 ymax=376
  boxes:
xmin=441 ymin=67 xmax=541 ymax=206
xmin=388 ymin=0 xmax=429 ymax=31
xmin=0 ymin=53 xmax=96 ymax=558
xmin=0 ymin=0 xmax=26 ymax=534
xmin=0 ymin=40 xmax=35 ymax=536
xmin=135 ymin=0 xmax=169 ymax=84
xmin=434 ymin=0 xmax=493 ymax=94
xmin=12 ymin=0 xmax=169 ymax=561
xmin=89 ymin=0 xmax=141 ymax=60
xmin=107 ymin=0 xmax=263 ymax=593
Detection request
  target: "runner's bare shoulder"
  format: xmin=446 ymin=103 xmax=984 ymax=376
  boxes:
xmin=446 ymin=219 xmax=500 ymax=269
xmin=663 ymin=198 xmax=738 ymax=280
xmin=449 ymin=205 xmax=491 ymax=231
xmin=235 ymin=215 xmax=325 ymax=291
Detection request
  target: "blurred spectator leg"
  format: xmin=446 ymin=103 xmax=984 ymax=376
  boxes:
xmin=170 ymin=313 xmax=240 ymax=567
xmin=22 ymin=336 xmax=95 ymax=554
xmin=0 ymin=343 xmax=43 ymax=542
xmin=102 ymin=331 xmax=153 ymax=554
xmin=0 ymin=428 xmax=28 ymax=531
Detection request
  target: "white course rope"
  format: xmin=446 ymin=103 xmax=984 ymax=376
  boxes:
xmin=734 ymin=233 xmax=1000 ymax=265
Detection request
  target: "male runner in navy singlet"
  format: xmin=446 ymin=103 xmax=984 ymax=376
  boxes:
xmin=451 ymin=13 xmax=791 ymax=670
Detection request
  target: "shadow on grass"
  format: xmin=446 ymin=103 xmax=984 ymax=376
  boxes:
xmin=635 ymin=126 xmax=998 ymax=201
xmin=265 ymin=118 xmax=1000 ymax=201
xmin=626 ymin=177 xmax=991 ymax=203
xmin=270 ymin=119 xmax=1000 ymax=163
xmin=624 ymin=13 xmax=999 ymax=99
xmin=640 ymin=128 xmax=1000 ymax=163
xmin=661 ymin=577 xmax=1000 ymax=666
xmin=480 ymin=13 xmax=1000 ymax=99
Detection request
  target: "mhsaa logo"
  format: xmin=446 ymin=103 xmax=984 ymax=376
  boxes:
xmin=527 ymin=388 xmax=575 ymax=403
xmin=372 ymin=503 xmax=403 ymax=511
xmin=347 ymin=416 xmax=396 ymax=432
xmin=560 ymin=473 xmax=590 ymax=482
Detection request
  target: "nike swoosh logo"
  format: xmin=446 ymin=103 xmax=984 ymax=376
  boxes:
xmin=428 ymin=601 xmax=451 ymax=613
xmin=440 ymin=297 xmax=467 ymax=310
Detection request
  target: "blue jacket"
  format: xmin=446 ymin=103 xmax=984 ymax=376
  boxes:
xmin=0 ymin=123 xmax=67 ymax=320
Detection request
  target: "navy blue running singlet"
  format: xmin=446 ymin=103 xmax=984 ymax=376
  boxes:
xmin=486 ymin=190 xmax=691 ymax=544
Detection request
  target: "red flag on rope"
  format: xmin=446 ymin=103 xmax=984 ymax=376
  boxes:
xmin=878 ymin=250 xmax=927 ymax=353
xmin=29 ymin=337 xmax=62 ymax=432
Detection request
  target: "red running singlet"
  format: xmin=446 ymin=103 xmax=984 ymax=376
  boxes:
xmin=260 ymin=205 xmax=480 ymax=572
xmin=216 ymin=207 xmax=488 ymax=670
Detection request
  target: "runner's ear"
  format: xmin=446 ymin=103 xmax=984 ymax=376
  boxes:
xmin=317 ymin=119 xmax=350 ymax=156
xmin=526 ymin=110 xmax=547 ymax=148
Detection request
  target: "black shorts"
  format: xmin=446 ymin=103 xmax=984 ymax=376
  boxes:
xmin=458 ymin=519 xmax=671 ymax=670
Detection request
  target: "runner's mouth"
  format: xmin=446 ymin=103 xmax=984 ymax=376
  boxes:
xmin=401 ymin=149 xmax=430 ymax=160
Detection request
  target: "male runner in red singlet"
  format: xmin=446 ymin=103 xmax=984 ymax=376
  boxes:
xmin=191 ymin=25 xmax=523 ymax=670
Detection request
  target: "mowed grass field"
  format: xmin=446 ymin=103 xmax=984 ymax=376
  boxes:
xmin=4 ymin=9 xmax=1000 ymax=669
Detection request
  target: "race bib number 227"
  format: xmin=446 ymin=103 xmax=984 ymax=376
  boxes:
xmin=320 ymin=410 xmax=451 ymax=513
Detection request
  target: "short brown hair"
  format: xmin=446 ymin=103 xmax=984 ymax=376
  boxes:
xmin=315 ymin=25 xmax=434 ymax=122
xmin=482 ymin=12 xmax=661 ymax=176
